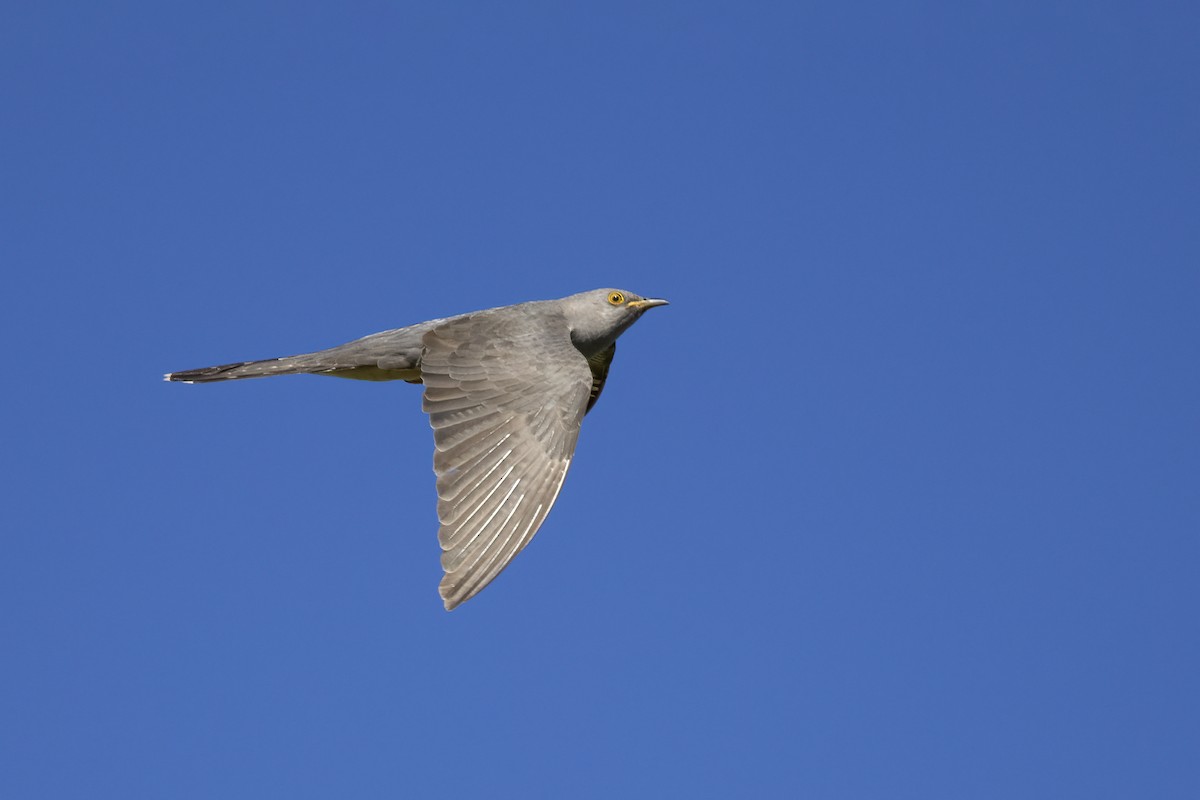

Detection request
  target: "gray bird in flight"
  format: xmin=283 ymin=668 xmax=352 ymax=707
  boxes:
xmin=166 ymin=288 xmax=668 ymax=609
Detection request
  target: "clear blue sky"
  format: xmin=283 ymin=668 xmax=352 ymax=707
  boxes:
xmin=2 ymin=2 xmax=1197 ymax=797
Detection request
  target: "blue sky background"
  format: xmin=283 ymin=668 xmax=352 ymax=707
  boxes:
xmin=2 ymin=2 xmax=1197 ymax=797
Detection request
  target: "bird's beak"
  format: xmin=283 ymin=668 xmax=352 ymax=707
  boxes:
xmin=628 ymin=298 xmax=669 ymax=310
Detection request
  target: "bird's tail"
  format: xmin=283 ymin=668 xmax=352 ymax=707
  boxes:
xmin=164 ymin=355 xmax=321 ymax=383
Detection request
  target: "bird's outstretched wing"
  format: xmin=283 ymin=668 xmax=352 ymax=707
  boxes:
xmin=420 ymin=309 xmax=592 ymax=609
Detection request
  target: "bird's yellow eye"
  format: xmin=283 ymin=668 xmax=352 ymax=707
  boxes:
xmin=607 ymin=291 xmax=625 ymax=306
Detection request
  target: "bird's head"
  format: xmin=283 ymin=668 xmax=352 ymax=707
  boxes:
xmin=562 ymin=288 xmax=669 ymax=355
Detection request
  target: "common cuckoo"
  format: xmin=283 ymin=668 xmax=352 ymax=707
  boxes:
xmin=166 ymin=288 xmax=668 ymax=609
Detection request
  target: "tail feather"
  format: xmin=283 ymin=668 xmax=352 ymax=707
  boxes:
xmin=164 ymin=356 xmax=315 ymax=383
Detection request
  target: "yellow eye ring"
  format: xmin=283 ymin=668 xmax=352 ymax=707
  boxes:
xmin=607 ymin=291 xmax=625 ymax=306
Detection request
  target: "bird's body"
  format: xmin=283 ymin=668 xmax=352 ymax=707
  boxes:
xmin=166 ymin=288 xmax=667 ymax=609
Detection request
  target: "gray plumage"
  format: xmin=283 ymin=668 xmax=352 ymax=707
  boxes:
xmin=166 ymin=288 xmax=668 ymax=609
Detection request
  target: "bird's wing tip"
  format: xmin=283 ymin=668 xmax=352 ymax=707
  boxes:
xmin=439 ymin=584 xmax=456 ymax=611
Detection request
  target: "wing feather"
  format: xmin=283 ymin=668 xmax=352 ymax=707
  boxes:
xmin=420 ymin=309 xmax=591 ymax=609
